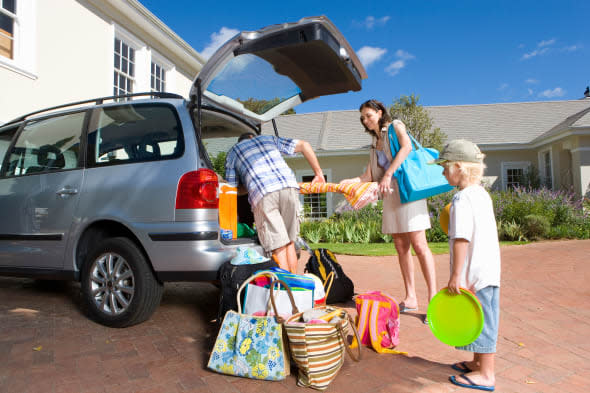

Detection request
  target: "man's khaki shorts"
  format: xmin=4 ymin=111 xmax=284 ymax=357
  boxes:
xmin=253 ymin=188 xmax=300 ymax=252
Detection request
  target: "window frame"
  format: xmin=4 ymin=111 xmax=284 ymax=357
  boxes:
xmin=0 ymin=0 xmax=36 ymax=78
xmin=0 ymin=0 xmax=17 ymax=59
xmin=113 ymin=36 xmax=137 ymax=97
xmin=150 ymin=51 xmax=172 ymax=93
xmin=538 ymin=148 xmax=553 ymax=189
xmin=296 ymin=168 xmax=332 ymax=220
xmin=501 ymin=161 xmax=530 ymax=190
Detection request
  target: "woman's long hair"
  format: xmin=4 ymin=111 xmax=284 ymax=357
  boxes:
xmin=359 ymin=99 xmax=392 ymax=136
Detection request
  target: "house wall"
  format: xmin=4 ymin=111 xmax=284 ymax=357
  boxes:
xmin=0 ymin=0 xmax=196 ymax=124
xmin=573 ymin=135 xmax=590 ymax=197
xmin=480 ymin=150 xmax=538 ymax=190
xmin=285 ymin=152 xmax=370 ymax=215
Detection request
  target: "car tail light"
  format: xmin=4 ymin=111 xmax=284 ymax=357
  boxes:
xmin=176 ymin=169 xmax=219 ymax=209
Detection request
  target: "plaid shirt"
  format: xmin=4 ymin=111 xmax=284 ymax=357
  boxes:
xmin=225 ymin=135 xmax=299 ymax=207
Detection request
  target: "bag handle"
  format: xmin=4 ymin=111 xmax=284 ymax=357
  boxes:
xmin=337 ymin=311 xmax=362 ymax=362
xmin=269 ymin=279 xmax=299 ymax=323
xmin=236 ymin=271 xmax=280 ymax=314
xmin=388 ymin=123 xmax=424 ymax=156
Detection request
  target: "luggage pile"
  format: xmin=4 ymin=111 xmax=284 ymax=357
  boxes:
xmin=210 ymin=244 xmax=405 ymax=390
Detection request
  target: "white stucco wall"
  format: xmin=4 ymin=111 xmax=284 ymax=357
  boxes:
xmin=1 ymin=1 xmax=109 ymax=122
xmin=0 ymin=0 xmax=199 ymax=124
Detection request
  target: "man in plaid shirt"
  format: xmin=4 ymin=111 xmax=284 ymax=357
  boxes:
xmin=225 ymin=132 xmax=324 ymax=273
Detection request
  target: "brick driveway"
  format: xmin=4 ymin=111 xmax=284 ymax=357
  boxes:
xmin=1 ymin=239 xmax=589 ymax=393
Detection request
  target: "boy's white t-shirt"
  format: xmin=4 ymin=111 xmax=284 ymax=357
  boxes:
xmin=449 ymin=184 xmax=501 ymax=292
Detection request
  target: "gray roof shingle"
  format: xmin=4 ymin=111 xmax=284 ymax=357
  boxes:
xmin=260 ymin=99 xmax=590 ymax=150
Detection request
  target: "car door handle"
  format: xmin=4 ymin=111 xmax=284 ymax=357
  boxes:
xmin=56 ymin=187 xmax=79 ymax=196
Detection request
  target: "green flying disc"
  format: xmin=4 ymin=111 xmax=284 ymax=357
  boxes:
xmin=427 ymin=288 xmax=484 ymax=347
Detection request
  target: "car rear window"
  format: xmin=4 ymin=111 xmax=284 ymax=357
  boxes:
xmin=87 ymin=103 xmax=184 ymax=167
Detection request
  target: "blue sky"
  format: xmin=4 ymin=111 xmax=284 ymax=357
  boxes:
xmin=140 ymin=0 xmax=590 ymax=114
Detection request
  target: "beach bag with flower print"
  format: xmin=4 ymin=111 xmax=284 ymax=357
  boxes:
xmin=207 ymin=273 xmax=290 ymax=381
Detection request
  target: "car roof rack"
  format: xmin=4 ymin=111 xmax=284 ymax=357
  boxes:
xmin=3 ymin=91 xmax=184 ymax=126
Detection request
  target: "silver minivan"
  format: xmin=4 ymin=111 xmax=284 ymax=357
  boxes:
xmin=0 ymin=16 xmax=366 ymax=327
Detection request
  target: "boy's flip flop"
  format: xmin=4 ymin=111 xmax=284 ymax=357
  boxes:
xmin=449 ymin=375 xmax=494 ymax=391
xmin=451 ymin=361 xmax=473 ymax=373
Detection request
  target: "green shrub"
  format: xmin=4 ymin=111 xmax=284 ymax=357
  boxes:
xmin=499 ymin=220 xmax=527 ymax=241
xmin=522 ymin=214 xmax=550 ymax=240
xmin=299 ymin=186 xmax=589 ymax=244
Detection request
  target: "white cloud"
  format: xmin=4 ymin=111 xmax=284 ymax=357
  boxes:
xmin=394 ymin=49 xmax=415 ymax=60
xmin=498 ymin=83 xmax=509 ymax=91
xmin=562 ymin=44 xmax=582 ymax=52
xmin=520 ymin=38 xmax=557 ymax=60
xmin=539 ymin=87 xmax=566 ymax=98
xmin=527 ymin=88 xmax=534 ymax=96
xmin=357 ymin=46 xmax=387 ymax=68
xmin=200 ymin=27 xmax=240 ymax=59
xmin=362 ymin=15 xmax=390 ymax=29
xmin=538 ymin=38 xmax=556 ymax=47
xmin=384 ymin=49 xmax=416 ymax=76
xmin=525 ymin=78 xmax=539 ymax=84
xmin=521 ymin=47 xmax=549 ymax=60
xmin=386 ymin=60 xmax=406 ymax=76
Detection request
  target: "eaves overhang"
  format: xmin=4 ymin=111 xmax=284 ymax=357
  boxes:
xmin=85 ymin=0 xmax=206 ymax=76
xmin=478 ymin=128 xmax=590 ymax=151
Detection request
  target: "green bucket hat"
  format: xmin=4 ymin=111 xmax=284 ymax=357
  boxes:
xmin=430 ymin=139 xmax=485 ymax=165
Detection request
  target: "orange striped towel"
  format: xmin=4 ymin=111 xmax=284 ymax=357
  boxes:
xmin=298 ymin=181 xmax=379 ymax=210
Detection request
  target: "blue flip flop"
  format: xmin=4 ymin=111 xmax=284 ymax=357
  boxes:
xmin=399 ymin=304 xmax=418 ymax=313
xmin=451 ymin=361 xmax=473 ymax=373
xmin=449 ymin=375 xmax=494 ymax=391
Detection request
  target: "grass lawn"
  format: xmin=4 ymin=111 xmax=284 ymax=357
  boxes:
xmin=307 ymin=241 xmax=527 ymax=256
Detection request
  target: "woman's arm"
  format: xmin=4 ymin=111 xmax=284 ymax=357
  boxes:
xmin=378 ymin=120 xmax=412 ymax=194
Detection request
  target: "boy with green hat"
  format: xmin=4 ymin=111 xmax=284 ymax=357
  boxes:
xmin=433 ymin=139 xmax=501 ymax=392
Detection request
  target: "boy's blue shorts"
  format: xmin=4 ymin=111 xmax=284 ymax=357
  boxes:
xmin=456 ymin=285 xmax=500 ymax=354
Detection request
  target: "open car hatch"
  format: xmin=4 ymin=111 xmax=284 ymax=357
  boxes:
xmin=190 ymin=15 xmax=367 ymax=124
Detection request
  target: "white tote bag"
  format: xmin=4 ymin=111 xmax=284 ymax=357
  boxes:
xmin=244 ymin=278 xmax=314 ymax=318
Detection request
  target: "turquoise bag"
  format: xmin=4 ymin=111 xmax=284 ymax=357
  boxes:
xmin=388 ymin=124 xmax=453 ymax=203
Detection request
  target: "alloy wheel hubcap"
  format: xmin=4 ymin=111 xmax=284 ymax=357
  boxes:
xmin=90 ymin=252 xmax=135 ymax=315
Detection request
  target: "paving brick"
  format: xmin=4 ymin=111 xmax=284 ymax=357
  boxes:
xmin=1 ymin=240 xmax=590 ymax=392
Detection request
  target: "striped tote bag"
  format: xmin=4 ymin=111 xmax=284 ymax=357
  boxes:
xmin=284 ymin=306 xmax=361 ymax=391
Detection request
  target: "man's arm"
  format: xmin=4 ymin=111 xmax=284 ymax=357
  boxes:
xmin=294 ymin=140 xmax=325 ymax=184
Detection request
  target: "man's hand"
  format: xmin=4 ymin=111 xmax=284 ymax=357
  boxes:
xmin=311 ymin=174 xmax=325 ymax=185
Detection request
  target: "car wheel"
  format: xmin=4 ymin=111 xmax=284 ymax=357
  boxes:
xmin=81 ymin=237 xmax=163 ymax=328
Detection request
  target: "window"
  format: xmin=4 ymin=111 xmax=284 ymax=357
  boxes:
xmin=0 ymin=123 xmax=18 ymax=174
xmin=87 ymin=103 xmax=183 ymax=167
xmin=300 ymin=173 xmax=329 ymax=220
xmin=541 ymin=150 xmax=553 ymax=189
xmin=501 ymin=161 xmax=529 ymax=190
xmin=151 ymin=62 xmax=166 ymax=92
xmin=4 ymin=112 xmax=85 ymax=177
xmin=506 ymin=168 xmax=523 ymax=190
xmin=114 ymin=38 xmax=135 ymax=96
xmin=0 ymin=0 xmax=16 ymax=59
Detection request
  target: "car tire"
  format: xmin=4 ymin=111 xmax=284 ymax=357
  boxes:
xmin=81 ymin=237 xmax=163 ymax=328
